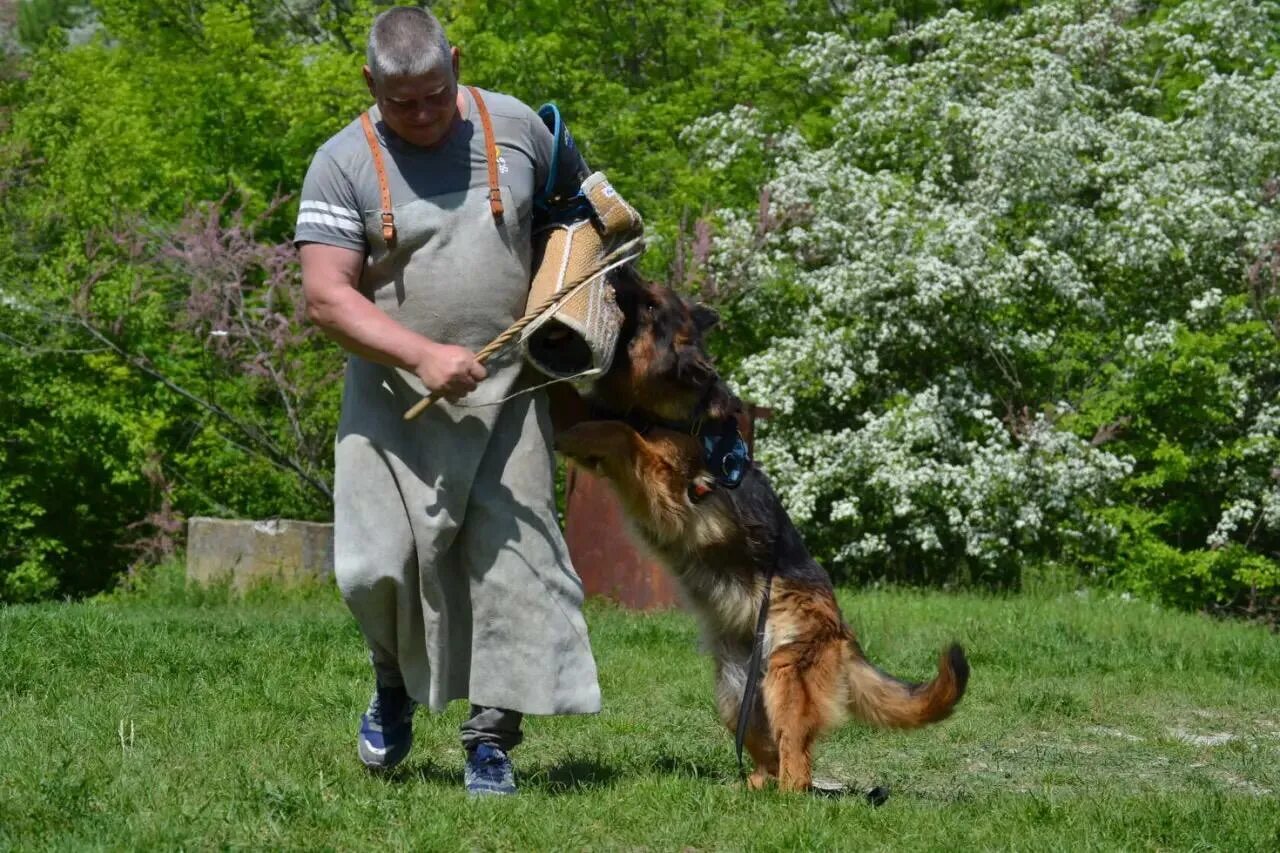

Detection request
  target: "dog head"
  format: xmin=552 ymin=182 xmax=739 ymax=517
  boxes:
xmin=555 ymin=420 xmax=718 ymax=545
xmin=590 ymin=265 xmax=741 ymax=425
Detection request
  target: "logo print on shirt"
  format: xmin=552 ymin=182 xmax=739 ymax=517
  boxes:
xmin=495 ymin=146 xmax=509 ymax=175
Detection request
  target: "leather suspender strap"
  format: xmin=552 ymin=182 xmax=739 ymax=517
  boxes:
xmin=467 ymin=85 xmax=505 ymax=219
xmin=359 ymin=90 xmax=501 ymax=244
xmin=360 ymin=112 xmax=397 ymax=247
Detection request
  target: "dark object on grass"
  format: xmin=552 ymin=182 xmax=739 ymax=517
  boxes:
xmin=808 ymin=779 xmax=890 ymax=806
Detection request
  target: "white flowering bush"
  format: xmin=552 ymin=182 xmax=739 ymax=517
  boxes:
xmin=692 ymin=1 xmax=1280 ymax=606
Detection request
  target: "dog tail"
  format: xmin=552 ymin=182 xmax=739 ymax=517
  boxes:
xmin=843 ymin=639 xmax=969 ymax=729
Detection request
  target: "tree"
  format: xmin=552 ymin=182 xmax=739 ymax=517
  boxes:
xmin=694 ymin=0 xmax=1280 ymax=607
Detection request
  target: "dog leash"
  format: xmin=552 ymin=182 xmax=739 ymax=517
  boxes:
xmin=735 ymin=563 xmax=775 ymax=779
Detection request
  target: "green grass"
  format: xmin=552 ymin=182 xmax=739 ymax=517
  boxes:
xmin=2 ymin=569 xmax=1278 ymax=851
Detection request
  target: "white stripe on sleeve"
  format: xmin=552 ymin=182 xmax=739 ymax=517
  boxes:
xmin=296 ymin=211 xmax=364 ymax=234
xmin=299 ymin=200 xmax=363 ymax=223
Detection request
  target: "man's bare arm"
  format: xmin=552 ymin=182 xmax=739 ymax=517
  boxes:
xmin=300 ymin=242 xmax=486 ymax=398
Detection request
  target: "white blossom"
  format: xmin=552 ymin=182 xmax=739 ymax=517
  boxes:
xmin=695 ymin=0 xmax=1280 ymax=581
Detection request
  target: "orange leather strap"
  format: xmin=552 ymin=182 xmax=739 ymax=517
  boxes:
xmin=360 ymin=112 xmax=397 ymax=247
xmin=467 ymin=85 xmax=505 ymax=219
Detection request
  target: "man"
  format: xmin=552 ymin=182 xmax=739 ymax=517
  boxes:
xmin=295 ymin=6 xmax=601 ymax=796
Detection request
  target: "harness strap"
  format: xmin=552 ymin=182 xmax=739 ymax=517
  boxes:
xmin=736 ymin=567 xmax=775 ymax=779
xmin=467 ymin=85 xmax=505 ymax=219
xmin=359 ymin=112 xmax=397 ymax=247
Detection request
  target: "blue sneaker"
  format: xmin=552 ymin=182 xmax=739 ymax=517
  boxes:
xmin=465 ymin=743 xmax=517 ymax=796
xmin=357 ymin=685 xmax=416 ymax=770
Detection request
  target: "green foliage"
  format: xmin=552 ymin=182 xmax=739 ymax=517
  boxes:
xmin=437 ymin=0 xmax=843 ymax=272
xmin=1101 ymin=506 xmax=1280 ymax=612
xmin=1 ymin=0 xmax=1035 ymax=602
xmin=439 ymin=0 xmax=1035 ymax=272
xmin=1071 ymin=297 xmax=1280 ymax=610
xmin=693 ymin=0 xmax=1280 ymax=611
xmin=15 ymin=0 xmax=83 ymax=49
xmin=1 ymin=2 xmax=367 ymax=601
xmin=3 ymin=0 xmax=1276 ymax=613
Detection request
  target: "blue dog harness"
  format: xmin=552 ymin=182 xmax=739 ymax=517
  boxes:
xmin=699 ymin=417 xmax=751 ymax=490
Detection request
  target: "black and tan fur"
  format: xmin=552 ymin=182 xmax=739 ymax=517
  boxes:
xmin=555 ymin=421 xmax=969 ymax=792
xmin=593 ymin=265 xmax=738 ymax=423
xmin=549 ymin=266 xmax=741 ymax=432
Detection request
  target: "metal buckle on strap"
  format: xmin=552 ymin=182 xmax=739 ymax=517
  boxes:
xmin=380 ymin=212 xmax=397 ymax=246
xmin=488 ymin=186 xmax=505 ymax=217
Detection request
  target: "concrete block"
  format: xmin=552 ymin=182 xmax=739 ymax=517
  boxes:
xmin=186 ymin=517 xmax=334 ymax=589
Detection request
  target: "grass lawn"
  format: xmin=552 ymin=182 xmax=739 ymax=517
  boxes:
xmin=2 ymin=570 xmax=1278 ymax=851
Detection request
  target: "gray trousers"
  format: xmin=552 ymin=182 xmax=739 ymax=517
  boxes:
xmin=375 ymin=657 xmax=523 ymax=751
xmin=461 ymin=705 xmax=524 ymax=752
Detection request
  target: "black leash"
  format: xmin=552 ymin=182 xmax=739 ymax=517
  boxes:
xmin=735 ymin=565 xmax=775 ymax=779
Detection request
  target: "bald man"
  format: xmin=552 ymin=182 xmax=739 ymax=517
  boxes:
xmin=296 ymin=6 xmax=599 ymax=796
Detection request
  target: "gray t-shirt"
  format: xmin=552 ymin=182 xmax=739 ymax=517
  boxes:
xmin=295 ymin=87 xmax=578 ymax=356
xmin=295 ymin=87 xmax=554 ymax=254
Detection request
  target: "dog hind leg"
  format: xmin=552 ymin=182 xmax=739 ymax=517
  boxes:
xmin=764 ymin=663 xmax=816 ymax=792
xmin=742 ymin=714 xmax=779 ymax=790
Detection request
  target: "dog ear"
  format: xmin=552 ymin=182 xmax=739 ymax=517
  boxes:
xmin=691 ymin=303 xmax=719 ymax=333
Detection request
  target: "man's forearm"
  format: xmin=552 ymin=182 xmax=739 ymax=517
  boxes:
xmin=300 ymin=242 xmax=483 ymax=398
xmin=307 ymin=284 xmax=434 ymax=372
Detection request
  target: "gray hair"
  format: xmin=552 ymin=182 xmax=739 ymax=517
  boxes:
xmin=366 ymin=6 xmax=452 ymax=83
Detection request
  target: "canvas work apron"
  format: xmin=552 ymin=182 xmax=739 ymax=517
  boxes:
xmin=332 ymin=93 xmax=601 ymax=716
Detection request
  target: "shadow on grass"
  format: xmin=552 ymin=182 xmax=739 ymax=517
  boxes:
xmin=652 ymin=755 xmax=890 ymax=803
xmin=388 ymin=760 xmax=463 ymax=787
xmin=386 ymin=758 xmax=619 ymax=795
xmin=386 ymin=754 xmax=885 ymax=801
xmin=651 ymin=754 xmax=729 ymax=781
xmin=526 ymin=759 xmax=621 ymax=794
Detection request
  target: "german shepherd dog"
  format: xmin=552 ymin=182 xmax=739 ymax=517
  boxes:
xmin=555 ymin=420 xmax=970 ymax=792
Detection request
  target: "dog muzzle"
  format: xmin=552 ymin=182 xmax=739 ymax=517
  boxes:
xmin=516 ymin=105 xmax=644 ymax=384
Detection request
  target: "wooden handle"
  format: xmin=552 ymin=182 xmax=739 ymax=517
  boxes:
xmin=403 ymin=390 xmax=444 ymax=420
xmin=401 ymin=286 xmax=578 ymax=422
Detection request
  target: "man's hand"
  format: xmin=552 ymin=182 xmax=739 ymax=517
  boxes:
xmin=302 ymin=243 xmax=491 ymax=400
xmin=413 ymin=341 xmax=487 ymax=401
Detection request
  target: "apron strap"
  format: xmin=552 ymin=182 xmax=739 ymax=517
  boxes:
xmin=359 ymin=111 xmax=397 ymax=247
xmin=467 ymin=85 xmax=505 ymax=219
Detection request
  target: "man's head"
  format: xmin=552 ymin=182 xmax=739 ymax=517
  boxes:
xmin=363 ymin=7 xmax=461 ymax=149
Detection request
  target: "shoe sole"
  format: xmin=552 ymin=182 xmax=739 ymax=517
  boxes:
xmin=358 ymin=730 xmax=413 ymax=771
xmin=466 ymin=785 xmax=517 ymax=796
